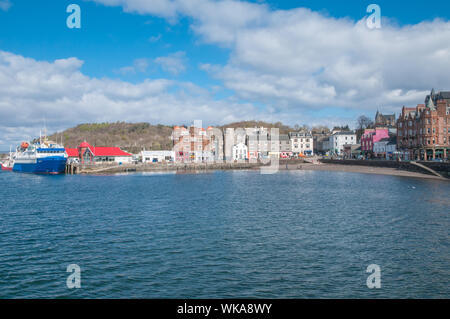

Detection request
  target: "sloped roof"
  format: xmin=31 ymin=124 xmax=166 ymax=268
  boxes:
xmin=66 ymin=148 xmax=79 ymax=157
xmin=90 ymin=147 xmax=132 ymax=157
xmin=66 ymin=146 xmax=132 ymax=157
xmin=439 ymin=91 xmax=450 ymax=99
xmin=333 ymin=131 xmax=355 ymax=135
xmin=79 ymin=141 xmax=92 ymax=148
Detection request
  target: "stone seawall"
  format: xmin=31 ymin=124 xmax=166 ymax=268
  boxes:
xmin=319 ymin=159 xmax=450 ymax=178
xmin=77 ymin=162 xmax=264 ymax=174
xmin=71 ymin=159 xmax=308 ymax=175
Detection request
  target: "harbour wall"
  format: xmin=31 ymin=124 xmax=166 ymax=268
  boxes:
xmin=67 ymin=159 xmax=309 ymax=175
xmin=68 ymin=162 xmax=264 ymax=174
xmin=319 ymin=159 xmax=450 ymax=179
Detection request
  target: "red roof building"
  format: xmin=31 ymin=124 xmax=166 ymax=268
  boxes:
xmin=66 ymin=148 xmax=79 ymax=158
xmin=66 ymin=142 xmax=132 ymax=164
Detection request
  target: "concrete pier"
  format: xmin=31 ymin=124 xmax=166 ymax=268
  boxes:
xmin=65 ymin=163 xmax=79 ymax=175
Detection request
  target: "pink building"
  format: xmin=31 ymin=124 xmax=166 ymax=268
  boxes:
xmin=361 ymin=128 xmax=389 ymax=155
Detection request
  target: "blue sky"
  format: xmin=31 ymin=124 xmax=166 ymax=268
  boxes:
xmin=1 ymin=0 xmax=450 ymax=149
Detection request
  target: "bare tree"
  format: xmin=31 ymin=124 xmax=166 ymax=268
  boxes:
xmin=357 ymin=115 xmax=373 ymax=130
xmin=356 ymin=115 xmax=374 ymax=141
xmin=312 ymin=125 xmax=330 ymax=134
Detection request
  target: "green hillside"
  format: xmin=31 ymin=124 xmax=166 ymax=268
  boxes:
xmin=220 ymin=121 xmax=294 ymax=134
xmin=49 ymin=122 xmax=174 ymax=154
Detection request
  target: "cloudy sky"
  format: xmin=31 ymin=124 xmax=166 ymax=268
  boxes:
xmin=1 ymin=0 xmax=450 ymax=149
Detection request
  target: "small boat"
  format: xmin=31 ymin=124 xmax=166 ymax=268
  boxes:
xmin=1 ymin=146 xmax=14 ymax=171
xmin=1 ymin=161 xmax=13 ymax=171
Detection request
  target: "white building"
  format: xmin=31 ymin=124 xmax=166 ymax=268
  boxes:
xmin=141 ymin=150 xmax=175 ymax=163
xmin=327 ymin=131 xmax=357 ymax=155
xmin=373 ymin=139 xmax=389 ymax=157
xmin=373 ymin=137 xmax=397 ymax=159
xmin=289 ymin=132 xmax=314 ymax=156
xmin=225 ymin=127 xmax=269 ymax=161
xmin=232 ymin=143 xmax=248 ymax=161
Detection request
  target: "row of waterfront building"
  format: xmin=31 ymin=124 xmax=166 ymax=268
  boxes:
xmin=64 ymin=89 xmax=450 ymax=164
xmin=147 ymin=126 xmax=359 ymax=163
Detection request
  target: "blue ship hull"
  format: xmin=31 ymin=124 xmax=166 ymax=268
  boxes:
xmin=13 ymin=157 xmax=67 ymax=174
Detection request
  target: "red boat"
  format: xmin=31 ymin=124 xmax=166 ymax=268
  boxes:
xmin=1 ymin=147 xmax=14 ymax=171
xmin=1 ymin=161 xmax=13 ymax=171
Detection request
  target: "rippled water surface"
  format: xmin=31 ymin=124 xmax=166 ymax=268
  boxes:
xmin=0 ymin=170 xmax=449 ymax=298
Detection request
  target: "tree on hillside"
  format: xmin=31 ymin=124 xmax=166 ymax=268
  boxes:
xmin=332 ymin=125 xmax=350 ymax=132
xmin=311 ymin=126 xmax=330 ymax=134
xmin=356 ymin=115 xmax=374 ymax=141
xmin=357 ymin=116 xmax=373 ymax=130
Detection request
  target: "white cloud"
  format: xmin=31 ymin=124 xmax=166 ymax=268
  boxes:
xmin=116 ymin=58 xmax=150 ymax=75
xmin=154 ymin=51 xmax=186 ymax=75
xmin=0 ymin=50 xmax=269 ymax=148
xmin=91 ymin=0 xmax=179 ymax=19
xmin=92 ymin=0 xmax=450 ymax=114
xmin=201 ymin=8 xmax=450 ymax=111
xmin=148 ymin=34 xmax=162 ymax=43
xmin=0 ymin=0 xmax=12 ymax=11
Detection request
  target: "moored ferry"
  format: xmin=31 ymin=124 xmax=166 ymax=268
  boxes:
xmin=12 ymin=137 xmax=68 ymax=175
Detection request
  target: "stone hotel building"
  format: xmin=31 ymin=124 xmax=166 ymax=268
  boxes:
xmin=397 ymin=89 xmax=450 ymax=160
